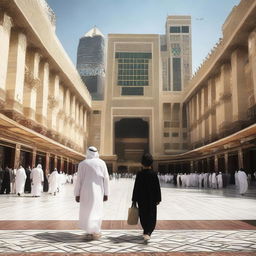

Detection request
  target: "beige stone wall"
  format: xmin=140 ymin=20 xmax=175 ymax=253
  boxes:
xmin=184 ymin=0 xmax=256 ymax=149
xmin=0 ymin=0 xmax=91 ymax=156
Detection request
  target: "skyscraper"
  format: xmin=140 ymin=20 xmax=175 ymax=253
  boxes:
xmin=77 ymin=27 xmax=105 ymax=100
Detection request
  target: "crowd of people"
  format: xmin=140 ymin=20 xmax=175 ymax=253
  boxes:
xmin=0 ymin=164 xmax=74 ymax=197
xmin=158 ymin=169 xmax=254 ymax=195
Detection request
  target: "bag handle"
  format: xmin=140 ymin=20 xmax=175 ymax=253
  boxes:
xmin=132 ymin=201 xmax=137 ymax=208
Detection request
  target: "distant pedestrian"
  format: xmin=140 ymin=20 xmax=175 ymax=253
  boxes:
xmin=16 ymin=165 xmax=27 ymax=196
xmin=132 ymin=153 xmax=161 ymax=243
xmin=31 ymin=164 xmax=44 ymax=197
xmin=237 ymin=169 xmax=248 ymax=195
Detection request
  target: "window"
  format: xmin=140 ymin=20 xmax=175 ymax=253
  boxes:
xmin=93 ymin=110 xmax=101 ymax=114
xmin=172 ymin=132 xmax=179 ymax=137
xmin=170 ymin=26 xmax=180 ymax=33
xmin=164 ymin=132 xmax=169 ymax=137
xmin=173 ymin=58 xmax=182 ymax=91
xmin=183 ymin=132 xmax=187 ymax=138
xmin=182 ymin=26 xmax=189 ymax=33
xmin=121 ymin=87 xmax=144 ymax=96
xmin=116 ymin=52 xmax=151 ymax=87
xmin=164 ymin=121 xmax=171 ymax=128
xmin=164 ymin=143 xmax=171 ymax=150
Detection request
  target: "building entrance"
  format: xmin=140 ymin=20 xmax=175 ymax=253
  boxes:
xmin=115 ymin=118 xmax=149 ymax=172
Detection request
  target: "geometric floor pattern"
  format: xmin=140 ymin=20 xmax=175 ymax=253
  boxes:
xmin=0 ymin=230 xmax=256 ymax=254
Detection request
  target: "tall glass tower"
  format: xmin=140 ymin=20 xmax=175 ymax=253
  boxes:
xmin=77 ymin=27 xmax=105 ymax=100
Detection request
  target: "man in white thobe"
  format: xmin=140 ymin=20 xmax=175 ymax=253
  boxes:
xmin=31 ymin=164 xmax=44 ymax=197
xmin=237 ymin=169 xmax=248 ymax=195
xmin=15 ymin=165 xmax=27 ymax=196
xmin=48 ymin=168 xmax=59 ymax=196
xmin=217 ymin=172 xmax=223 ymax=189
xmin=74 ymin=146 xmax=109 ymax=240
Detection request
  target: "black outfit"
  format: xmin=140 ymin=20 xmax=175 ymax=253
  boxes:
xmin=24 ymin=169 xmax=31 ymax=193
xmin=43 ymin=171 xmax=49 ymax=192
xmin=0 ymin=168 xmax=11 ymax=194
xmin=132 ymin=168 xmax=161 ymax=236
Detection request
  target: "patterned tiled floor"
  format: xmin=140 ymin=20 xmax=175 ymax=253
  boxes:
xmin=0 ymin=229 xmax=255 ymax=254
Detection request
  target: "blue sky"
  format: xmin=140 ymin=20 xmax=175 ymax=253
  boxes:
xmin=47 ymin=0 xmax=240 ymax=73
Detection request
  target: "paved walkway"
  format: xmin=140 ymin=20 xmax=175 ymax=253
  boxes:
xmin=0 ymin=179 xmax=255 ymax=255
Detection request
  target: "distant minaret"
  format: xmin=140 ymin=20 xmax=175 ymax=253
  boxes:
xmin=77 ymin=27 xmax=105 ymax=100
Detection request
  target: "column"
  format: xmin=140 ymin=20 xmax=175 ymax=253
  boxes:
xmin=36 ymin=61 xmax=49 ymax=126
xmin=231 ymin=48 xmax=248 ymax=121
xmin=45 ymin=152 xmax=50 ymax=175
xmin=207 ymin=157 xmax=210 ymax=172
xmin=248 ymin=30 xmax=256 ymax=104
xmin=54 ymin=155 xmax=57 ymax=169
xmin=70 ymin=95 xmax=76 ymax=143
xmin=5 ymin=30 xmax=27 ymax=113
xmin=60 ymin=156 xmax=64 ymax=172
xmin=179 ymin=103 xmax=183 ymax=150
xmin=190 ymin=160 xmax=193 ymax=171
xmin=224 ymin=152 xmax=229 ymax=173
xmin=208 ymin=78 xmax=216 ymax=139
xmin=214 ymin=155 xmax=218 ymax=172
xmin=31 ymin=148 xmax=36 ymax=168
xmin=47 ymin=74 xmax=59 ymax=130
xmin=0 ymin=12 xmax=13 ymax=102
xmin=219 ymin=63 xmax=232 ymax=128
xmin=238 ymin=148 xmax=244 ymax=169
xmin=14 ymin=144 xmax=21 ymax=169
xmin=201 ymin=87 xmax=205 ymax=140
xmin=24 ymin=50 xmax=41 ymax=120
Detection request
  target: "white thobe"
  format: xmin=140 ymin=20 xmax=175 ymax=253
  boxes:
xmin=212 ymin=173 xmax=217 ymax=189
xmin=237 ymin=170 xmax=248 ymax=194
xmin=48 ymin=171 xmax=59 ymax=194
xmin=31 ymin=167 xmax=44 ymax=196
xmin=15 ymin=168 xmax=27 ymax=194
xmin=74 ymin=156 xmax=109 ymax=234
xmin=217 ymin=174 xmax=223 ymax=189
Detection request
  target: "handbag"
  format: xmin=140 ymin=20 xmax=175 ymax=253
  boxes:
xmin=127 ymin=202 xmax=139 ymax=225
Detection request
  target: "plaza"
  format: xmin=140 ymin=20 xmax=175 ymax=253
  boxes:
xmin=0 ymin=0 xmax=256 ymax=255
xmin=0 ymin=180 xmax=256 ymax=255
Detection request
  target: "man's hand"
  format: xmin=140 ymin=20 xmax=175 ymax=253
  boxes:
xmin=75 ymin=196 xmax=80 ymax=203
xmin=103 ymin=195 xmax=108 ymax=201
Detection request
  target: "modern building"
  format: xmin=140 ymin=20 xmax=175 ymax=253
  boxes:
xmin=90 ymin=0 xmax=256 ymax=175
xmin=77 ymin=27 xmax=105 ymax=100
xmin=0 ymin=0 xmax=91 ymax=173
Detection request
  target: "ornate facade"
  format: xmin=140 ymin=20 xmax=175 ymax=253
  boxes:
xmin=0 ymin=0 xmax=91 ymax=173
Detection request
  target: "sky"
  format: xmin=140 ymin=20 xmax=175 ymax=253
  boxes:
xmin=47 ymin=0 xmax=240 ymax=73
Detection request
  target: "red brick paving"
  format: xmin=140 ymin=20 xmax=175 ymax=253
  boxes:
xmin=0 ymin=220 xmax=255 ymax=230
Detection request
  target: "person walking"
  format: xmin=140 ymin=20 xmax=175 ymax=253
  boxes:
xmin=31 ymin=164 xmax=44 ymax=197
xmin=16 ymin=165 xmax=27 ymax=196
xmin=74 ymin=146 xmax=109 ymax=240
xmin=132 ymin=153 xmax=161 ymax=243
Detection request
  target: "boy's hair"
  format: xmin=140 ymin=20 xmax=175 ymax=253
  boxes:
xmin=141 ymin=153 xmax=153 ymax=167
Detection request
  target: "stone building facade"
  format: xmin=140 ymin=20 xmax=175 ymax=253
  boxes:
xmin=91 ymin=0 xmax=256 ymax=174
xmin=0 ymin=0 xmax=91 ymax=173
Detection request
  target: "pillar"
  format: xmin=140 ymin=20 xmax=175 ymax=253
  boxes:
xmin=47 ymin=74 xmax=59 ymax=130
xmin=45 ymin=152 xmax=50 ymax=175
xmin=190 ymin=160 xmax=193 ymax=171
xmin=0 ymin=12 xmax=13 ymax=102
xmin=238 ymin=148 xmax=244 ymax=169
xmin=5 ymin=30 xmax=27 ymax=113
xmin=60 ymin=156 xmax=64 ymax=172
xmin=207 ymin=157 xmax=210 ymax=172
xmin=36 ymin=61 xmax=49 ymax=126
xmin=231 ymin=48 xmax=248 ymax=121
xmin=219 ymin=63 xmax=232 ymax=128
xmin=248 ymin=29 xmax=256 ymax=104
xmin=24 ymin=50 xmax=40 ymax=120
xmin=208 ymin=78 xmax=216 ymax=139
xmin=14 ymin=144 xmax=21 ymax=169
xmin=224 ymin=152 xmax=229 ymax=173
xmin=31 ymin=148 xmax=36 ymax=168
xmin=214 ymin=155 xmax=218 ymax=172
xmin=54 ymin=155 xmax=57 ymax=169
